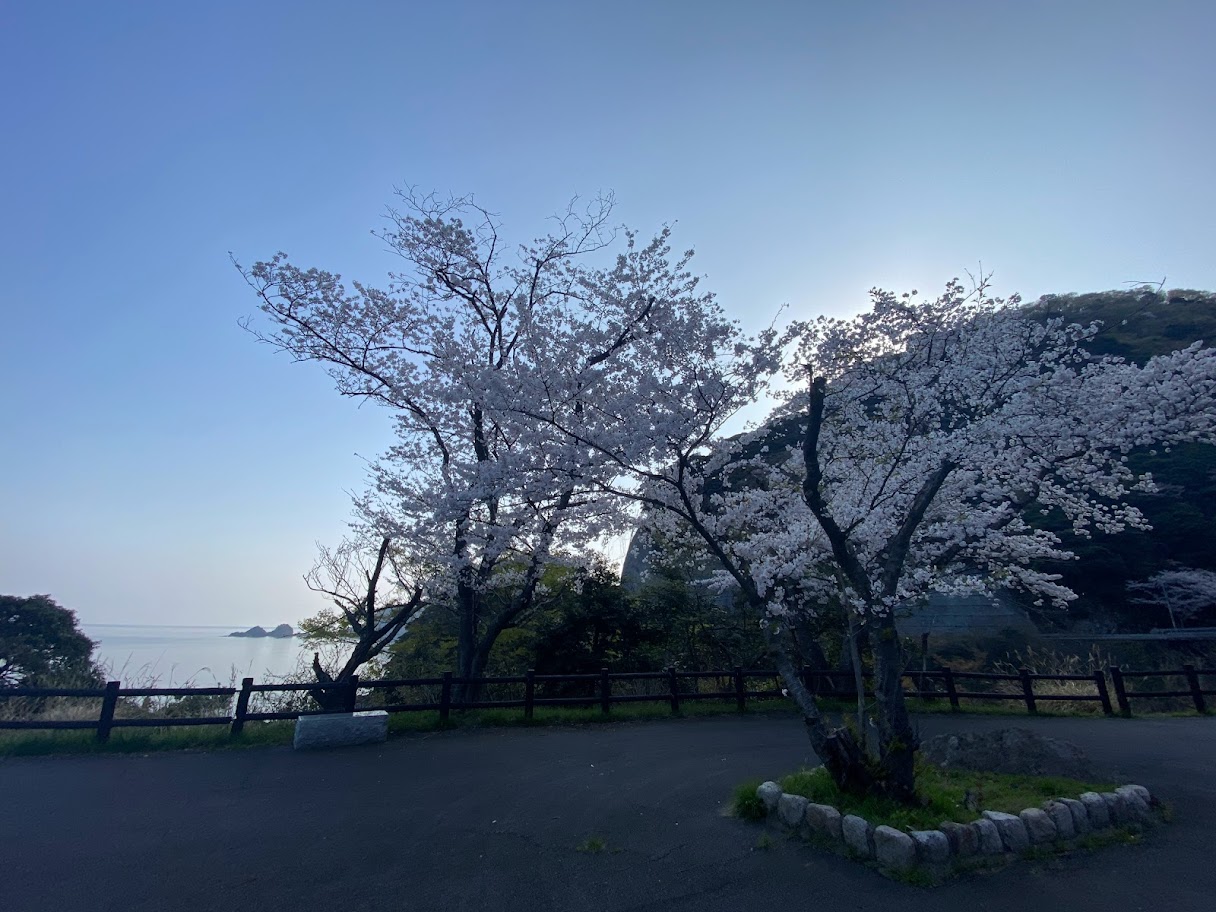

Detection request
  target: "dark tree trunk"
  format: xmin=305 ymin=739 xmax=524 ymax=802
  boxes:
xmin=769 ymin=617 xmax=919 ymax=803
xmin=453 ymin=581 xmax=479 ymax=703
xmin=869 ymin=614 xmax=918 ymax=801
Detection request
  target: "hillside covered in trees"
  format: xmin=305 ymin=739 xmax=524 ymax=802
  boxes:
xmin=1019 ymin=288 xmax=1216 ymax=631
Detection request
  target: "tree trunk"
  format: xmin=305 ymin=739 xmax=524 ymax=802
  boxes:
xmin=769 ymin=618 xmax=918 ymax=803
xmin=868 ymin=613 xmax=918 ymax=802
xmin=845 ymin=613 xmax=868 ymax=753
xmin=453 ymin=581 xmax=479 ymax=703
xmin=462 ymin=639 xmax=496 ymax=704
xmin=767 ymin=633 xmax=877 ymax=795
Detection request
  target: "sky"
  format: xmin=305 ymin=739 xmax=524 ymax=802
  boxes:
xmin=2 ymin=0 xmax=1214 ymax=626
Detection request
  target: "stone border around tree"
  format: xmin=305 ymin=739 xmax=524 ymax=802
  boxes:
xmin=754 ymin=780 xmax=1161 ymax=882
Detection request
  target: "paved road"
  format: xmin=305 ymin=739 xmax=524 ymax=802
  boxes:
xmin=2 ymin=713 xmax=1214 ymax=912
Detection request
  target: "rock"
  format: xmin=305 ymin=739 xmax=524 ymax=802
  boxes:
xmin=939 ymin=820 xmax=980 ymax=857
xmin=804 ymin=803 xmax=843 ymax=841
xmin=1121 ymin=784 xmax=1152 ymax=805
xmin=1102 ymin=792 xmax=1131 ymax=826
xmin=842 ymin=815 xmax=874 ymax=858
xmin=874 ymin=826 xmax=916 ymax=872
xmin=1080 ymin=792 xmax=1111 ymax=829
xmin=229 ymin=623 xmax=294 ymax=638
xmin=921 ymin=729 xmax=1097 ymax=779
xmin=1020 ymin=807 xmax=1058 ymax=844
xmin=1115 ymin=786 xmax=1153 ymax=823
xmin=292 ymin=710 xmax=388 ymax=749
xmin=777 ymin=793 xmax=808 ymax=829
xmin=1058 ymin=797 xmax=1091 ymax=835
xmin=756 ymin=781 xmax=782 ymax=813
xmin=910 ymin=829 xmax=951 ymax=864
xmin=1042 ymin=800 xmax=1076 ymax=839
xmin=973 ymin=818 xmax=1004 ymax=855
xmin=983 ymin=810 xmax=1030 ymax=852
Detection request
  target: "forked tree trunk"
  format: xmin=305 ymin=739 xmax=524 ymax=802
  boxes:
xmin=769 ymin=622 xmax=917 ymax=803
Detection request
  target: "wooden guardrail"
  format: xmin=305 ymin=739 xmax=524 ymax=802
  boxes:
xmin=2 ymin=664 xmax=1211 ymax=741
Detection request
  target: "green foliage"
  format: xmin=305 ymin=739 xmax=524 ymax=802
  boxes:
xmin=296 ymin=608 xmax=358 ymax=644
xmin=1025 ymin=287 xmax=1216 ymax=366
xmin=0 ymin=594 xmax=102 ymax=687
xmin=385 ymin=565 xmax=770 ymax=680
xmin=732 ymin=778 xmax=768 ymax=821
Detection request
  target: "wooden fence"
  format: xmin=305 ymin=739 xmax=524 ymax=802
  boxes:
xmin=2 ymin=664 xmax=1213 ymax=742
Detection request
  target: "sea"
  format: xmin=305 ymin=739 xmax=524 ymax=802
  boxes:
xmin=82 ymin=624 xmax=313 ymax=687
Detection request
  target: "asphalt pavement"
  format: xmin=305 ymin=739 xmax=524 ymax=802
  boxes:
xmin=2 ymin=712 xmax=1213 ymax=912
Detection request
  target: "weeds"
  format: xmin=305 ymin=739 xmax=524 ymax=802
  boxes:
xmin=732 ymin=778 xmax=767 ymax=821
xmin=576 ymin=836 xmax=607 ymax=854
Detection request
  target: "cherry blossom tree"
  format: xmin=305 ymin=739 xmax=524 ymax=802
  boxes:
xmin=527 ymin=278 xmax=1216 ymax=800
xmin=1127 ymin=567 xmax=1216 ymax=628
xmin=238 ymin=189 xmax=734 ymax=700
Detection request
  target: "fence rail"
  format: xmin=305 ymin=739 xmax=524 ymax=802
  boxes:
xmin=3 ymin=663 xmax=1212 ymax=742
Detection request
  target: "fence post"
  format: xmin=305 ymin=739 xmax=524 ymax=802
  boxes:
xmin=1183 ymin=664 xmax=1207 ymax=714
xmin=524 ymin=670 xmax=535 ymax=720
xmin=96 ymin=681 xmax=120 ymax=742
xmin=343 ymin=674 xmax=359 ymax=713
xmin=1019 ymin=667 xmax=1037 ymax=714
xmin=667 ymin=666 xmax=680 ymax=715
xmin=439 ymin=672 xmax=452 ymax=723
xmin=918 ymin=672 xmax=933 ymax=705
xmin=600 ymin=667 xmax=611 ymax=714
xmin=942 ymin=667 xmax=960 ymax=711
xmin=1109 ymin=665 xmax=1131 ymax=716
xmin=1094 ymin=671 xmax=1114 ymax=716
xmin=734 ymin=666 xmax=746 ymax=712
xmin=231 ymin=677 xmax=254 ymax=736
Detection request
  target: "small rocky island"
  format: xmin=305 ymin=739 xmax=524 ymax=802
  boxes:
xmin=228 ymin=624 xmax=294 ymax=639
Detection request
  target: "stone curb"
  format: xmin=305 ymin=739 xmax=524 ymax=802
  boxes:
xmin=752 ymin=778 xmax=1160 ymax=881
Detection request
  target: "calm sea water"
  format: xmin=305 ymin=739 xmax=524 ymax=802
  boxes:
xmin=82 ymin=624 xmax=312 ymax=686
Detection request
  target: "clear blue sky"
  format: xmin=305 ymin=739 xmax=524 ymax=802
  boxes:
xmin=2 ymin=0 xmax=1213 ymax=626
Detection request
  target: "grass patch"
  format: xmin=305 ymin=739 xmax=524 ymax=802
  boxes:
xmin=767 ymin=763 xmax=1116 ymax=832
xmin=732 ymin=777 xmax=768 ymax=821
xmin=576 ymin=836 xmax=608 ymax=854
xmin=754 ymin=833 xmax=774 ymax=850
xmin=891 ymin=866 xmax=936 ymax=887
xmin=1 ymin=688 xmax=1193 ymax=759
xmin=0 ymin=699 xmax=799 ymax=757
xmin=0 ymin=722 xmax=294 ymax=757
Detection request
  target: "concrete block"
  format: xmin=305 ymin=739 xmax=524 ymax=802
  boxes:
xmin=293 ymin=710 xmax=388 ymax=750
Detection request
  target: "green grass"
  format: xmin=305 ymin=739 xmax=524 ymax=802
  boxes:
xmin=0 ymin=689 xmax=1198 ymax=758
xmin=575 ymin=835 xmax=623 ymax=854
xmin=736 ymin=763 xmax=1116 ymax=832
xmin=0 ymin=722 xmax=295 ymax=756
xmin=733 ymin=778 xmax=768 ymax=821
xmin=0 ymin=698 xmax=799 ymax=757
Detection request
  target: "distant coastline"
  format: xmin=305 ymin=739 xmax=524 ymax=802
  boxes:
xmin=227 ymin=624 xmax=295 ymax=639
xmin=82 ymin=623 xmax=309 ymax=686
